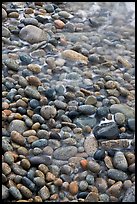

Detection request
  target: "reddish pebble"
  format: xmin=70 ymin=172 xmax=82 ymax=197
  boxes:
xmin=69 ymin=181 xmax=78 ymax=195
xmin=80 ymin=159 xmax=88 ymax=169
xmin=54 ymin=19 xmax=65 ymax=29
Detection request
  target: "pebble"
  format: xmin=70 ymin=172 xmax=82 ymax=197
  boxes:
xmin=110 ymin=104 xmax=135 ymax=119
xmin=2 ymin=185 xmax=9 ymax=200
xmin=38 ymin=186 xmax=50 ymax=201
xmin=62 ymin=49 xmax=88 ymax=64
xmin=21 ymin=18 xmax=38 ymax=26
xmin=95 ymin=178 xmax=108 ymax=193
xmin=107 ymin=181 xmax=123 ymax=197
xmin=8 ymin=12 xmax=19 ymax=18
xmin=125 ymin=152 xmax=135 ymax=165
xmin=127 ymin=118 xmax=135 ymax=131
xmin=40 ymin=105 xmax=57 ymax=120
xmin=113 ymin=151 xmax=128 ymax=171
xmin=4 ymin=151 xmax=14 ymax=165
xmin=33 ymin=177 xmax=46 ymax=187
xmin=27 ymin=64 xmax=41 ymax=73
xmin=93 ymin=122 xmax=119 ymax=140
xmin=31 ymin=139 xmax=47 ymax=148
xmin=85 ymin=192 xmax=99 ymax=202
xmin=99 ymin=194 xmax=110 ymax=202
xmin=53 ymin=146 xmax=77 ymax=160
xmin=26 ymin=76 xmax=42 ymax=87
xmin=19 ymin=185 xmax=32 ymax=199
xmin=11 ymin=163 xmax=27 ymax=176
xmin=9 ymin=120 xmax=27 ymax=134
xmin=107 ymin=169 xmax=128 ymax=181
xmin=87 ymin=160 xmax=101 ymax=173
xmin=19 ymin=25 xmax=50 ymax=44
xmin=2 ymin=162 xmax=11 ymax=175
xmin=28 ymin=155 xmax=52 ymax=166
xmin=122 ymin=185 xmax=135 ymax=202
xmin=54 ymin=19 xmax=65 ymax=29
xmin=11 ymin=131 xmax=26 ymax=146
xmin=84 ymin=135 xmax=98 ymax=156
xmin=94 ymin=149 xmax=105 ymax=161
xmin=21 ymin=176 xmax=36 ymax=191
xmin=2 ymin=26 xmax=10 ymax=38
xmin=78 ymin=105 xmax=96 ymax=115
xmin=2 ymin=8 xmax=7 ymax=19
xmin=9 ymin=186 xmax=22 ymax=200
xmin=79 ymin=180 xmax=88 ymax=191
xmin=114 ymin=112 xmax=126 ymax=125
xmin=100 ymin=139 xmax=129 ymax=150
xmin=4 ymin=59 xmax=19 ymax=71
xmin=69 ymin=181 xmax=79 ymax=195
xmin=46 ymin=172 xmax=56 ymax=182
xmin=25 ymin=86 xmax=41 ymax=100
xmin=104 ymin=155 xmax=114 ymax=169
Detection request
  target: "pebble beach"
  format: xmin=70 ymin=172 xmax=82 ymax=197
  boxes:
xmin=2 ymin=2 xmax=135 ymax=202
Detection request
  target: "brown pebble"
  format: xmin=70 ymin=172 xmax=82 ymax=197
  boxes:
xmin=20 ymin=159 xmax=31 ymax=170
xmin=27 ymin=136 xmax=38 ymax=144
xmin=20 ymin=185 xmax=33 ymax=199
xmin=128 ymin=163 xmax=135 ymax=173
xmin=54 ymin=19 xmax=65 ymax=29
xmin=119 ymin=127 xmax=126 ymax=133
xmin=54 ymin=178 xmax=63 ymax=186
xmin=8 ymin=12 xmax=19 ymax=18
xmin=85 ymin=192 xmax=99 ymax=202
xmin=46 ymin=172 xmax=56 ymax=182
xmin=25 ymin=8 xmax=34 ymax=14
xmin=69 ymin=181 xmax=78 ymax=195
xmin=16 ymin=99 xmax=28 ymax=107
xmin=110 ymin=196 xmax=119 ymax=202
xmin=88 ymin=185 xmax=98 ymax=193
xmin=23 ymin=130 xmax=36 ymax=137
xmin=2 ymin=162 xmax=11 ymax=175
xmin=27 ymin=110 xmax=34 ymax=117
xmin=106 ymin=181 xmax=123 ymax=197
xmin=38 ymin=164 xmax=49 ymax=174
xmin=27 ymin=75 xmax=42 ymax=87
xmin=82 ymin=125 xmax=92 ymax=134
xmin=11 ymin=131 xmax=25 ymax=146
xmin=3 ymin=109 xmax=12 ymax=116
xmin=125 ymin=152 xmax=135 ymax=165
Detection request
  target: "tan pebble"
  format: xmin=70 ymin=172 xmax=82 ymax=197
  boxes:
xmin=50 ymin=193 xmax=59 ymax=200
xmin=82 ymin=125 xmax=92 ymax=134
xmin=23 ymin=130 xmax=36 ymax=137
xmin=54 ymin=19 xmax=65 ymax=29
xmin=34 ymin=177 xmax=45 ymax=187
xmin=32 ymin=122 xmax=41 ymax=130
xmin=20 ymin=159 xmax=31 ymax=170
xmin=27 ymin=136 xmax=38 ymax=144
xmin=107 ymin=181 xmax=123 ymax=197
xmin=20 ymin=185 xmax=33 ymax=198
xmin=11 ymin=131 xmax=25 ymax=146
xmin=17 ymin=184 xmax=23 ymax=189
xmin=4 ymin=151 xmax=14 ymax=164
xmin=17 ymin=147 xmax=28 ymax=156
xmin=17 ymin=200 xmax=30 ymax=202
xmin=2 ymin=102 xmax=9 ymax=109
xmin=62 ymin=182 xmax=69 ymax=191
xmin=27 ymin=110 xmax=34 ymax=117
xmin=35 ymin=170 xmax=45 ymax=179
xmin=33 ymin=196 xmax=43 ymax=202
xmin=8 ymin=12 xmax=19 ymax=18
xmin=16 ymin=99 xmax=28 ymax=107
xmin=62 ymin=50 xmax=88 ymax=64
xmin=38 ymin=186 xmax=50 ymax=200
xmin=105 ymin=80 xmax=117 ymax=89
xmin=35 ymin=2 xmax=43 ymax=6
xmin=73 ymin=127 xmax=83 ymax=134
xmin=7 ymin=179 xmax=16 ymax=188
xmin=46 ymin=172 xmax=56 ymax=182
xmin=27 ymin=64 xmax=41 ymax=73
xmin=39 ymin=9 xmax=47 ymax=14
xmin=69 ymin=181 xmax=78 ymax=195
xmin=38 ymin=164 xmax=49 ymax=174
xmin=2 ymin=162 xmax=11 ymax=175
xmin=25 ymin=8 xmax=34 ymax=14
xmin=125 ymin=152 xmax=135 ymax=165
xmin=107 ymin=179 xmax=116 ymax=186
xmin=14 ymin=113 xmax=23 ymax=119
xmin=104 ymin=156 xmax=114 ymax=169
xmin=100 ymin=139 xmax=129 ymax=150
xmin=117 ymin=56 xmax=132 ymax=68
xmin=27 ymin=75 xmax=42 ymax=87
xmin=54 ymin=178 xmax=63 ymax=186
xmin=11 ymin=142 xmax=21 ymax=149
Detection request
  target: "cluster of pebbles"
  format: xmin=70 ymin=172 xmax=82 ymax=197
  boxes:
xmin=2 ymin=2 xmax=135 ymax=202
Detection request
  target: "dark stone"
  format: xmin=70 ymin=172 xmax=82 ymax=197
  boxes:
xmin=19 ymin=54 xmax=32 ymax=65
xmin=44 ymin=88 xmax=56 ymax=99
xmin=93 ymin=122 xmax=119 ymax=139
xmin=60 ymin=174 xmax=72 ymax=183
xmin=50 ymin=132 xmax=61 ymax=140
xmin=94 ymin=149 xmax=105 ymax=160
xmin=77 ymin=192 xmax=89 ymax=199
xmin=67 ymin=111 xmax=79 ymax=120
xmin=32 ymin=114 xmax=45 ymax=124
xmin=127 ymin=118 xmax=135 ymax=131
xmin=22 ymin=176 xmax=36 ymax=191
xmin=17 ymin=107 xmax=27 ymax=114
xmin=29 ymin=99 xmax=40 ymax=109
xmin=96 ymin=106 xmax=109 ymax=117
xmin=28 ymin=155 xmax=52 ymax=166
xmin=22 ymin=69 xmax=33 ymax=77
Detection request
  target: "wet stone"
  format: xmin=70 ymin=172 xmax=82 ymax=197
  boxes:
xmin=93 ymin=122 xmax=119 ymax=140
xmin=113 ymin=151 xmax=128 ymax=171
xmin=25 ymin=86 xmax=41 ymax=100
xmin=122 ymin=185 xmax=135 ymax=202
xmin=84 ymin=135 xmax=98 ymax=156
xmin=78 ymin=105 xmax=96 ymax=115
xmin=110 ymin=104 xmax=135 ymax=119
xmin=9 ymin=120 xmax=27 ymax=134
xmin=9 ymin=186 xmax=22 ymax=200
xmin=31 ymin=139 xmax=47 ymax=148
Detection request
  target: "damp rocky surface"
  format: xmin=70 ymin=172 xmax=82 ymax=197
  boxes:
xmin=2 ymin=2 xmax=135 ymax=202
